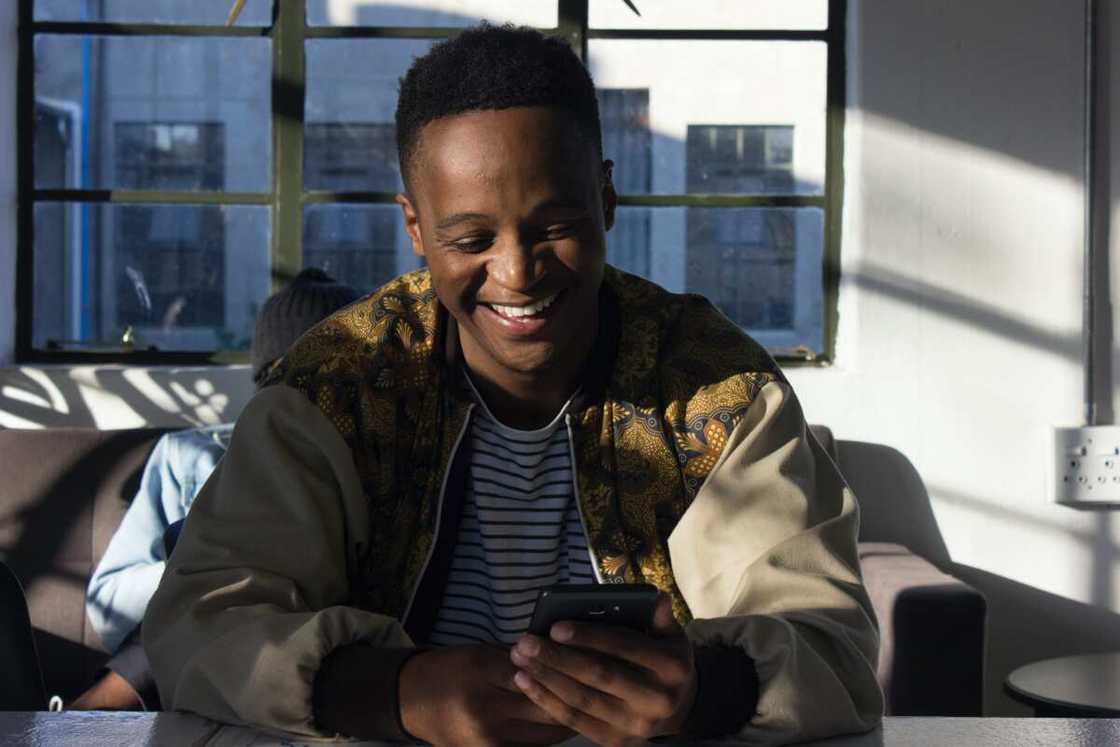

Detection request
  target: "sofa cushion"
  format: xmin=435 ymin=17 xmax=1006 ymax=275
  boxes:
xmin=0 ymin=428 xmax=172 ymax=699
xmin=859 ymin=542 xmax=986 ymax=715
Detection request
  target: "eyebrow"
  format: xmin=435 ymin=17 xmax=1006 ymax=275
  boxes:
xmin=433 ymin=200 xmax=588 ymax=232
xmin=435 ymin=212 xmax=492 ymax=231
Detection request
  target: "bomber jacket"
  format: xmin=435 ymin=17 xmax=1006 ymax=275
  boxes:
xmin=143 ymin=267 xmax=883 ymax=744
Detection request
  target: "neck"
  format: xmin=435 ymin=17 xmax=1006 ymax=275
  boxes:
xmin=463 ymin=351 xmax=587 ymax=429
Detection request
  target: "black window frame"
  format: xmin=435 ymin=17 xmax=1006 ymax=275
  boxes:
xmin=15 ymin=0 xmax=846 ymax=365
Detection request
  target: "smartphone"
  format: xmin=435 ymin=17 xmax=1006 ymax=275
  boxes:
xmin=528 ymin=583 xmax=659 ymax=636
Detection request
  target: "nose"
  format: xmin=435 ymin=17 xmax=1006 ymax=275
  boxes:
xmin=487 ymin=235 xmax=541 ymax=293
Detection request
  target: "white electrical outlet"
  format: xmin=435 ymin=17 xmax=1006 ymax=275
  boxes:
xmin=1052 ymin=425 xmax=1120 ymax=508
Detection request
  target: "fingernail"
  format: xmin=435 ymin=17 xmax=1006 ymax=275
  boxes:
xmin=514 ymin=671 xmax=532 ymax=690
xmin=551 ymin=623 xmax=573 ymax=642
xmin=517 ymin=637 xmax=540 ymax=657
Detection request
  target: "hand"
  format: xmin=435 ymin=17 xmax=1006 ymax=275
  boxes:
xmin=398 ymin=643 xmax=576 ymax=747
xmin=509 ymin=594 xmax=698 ymax=747
xmin=68 ymin=670 xmax=144 ymax=711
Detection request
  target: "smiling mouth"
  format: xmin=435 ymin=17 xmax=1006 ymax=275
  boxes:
xmin=486 ymin=291 xmax=562 ymax=320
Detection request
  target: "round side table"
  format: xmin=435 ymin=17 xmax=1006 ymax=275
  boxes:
xmin=1005 ymin=652 xmax=1120 ymax=717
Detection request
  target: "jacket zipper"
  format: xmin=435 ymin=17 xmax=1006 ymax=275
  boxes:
xmin=565 ymin=413 xmax=603 ymax=584
xmin=401 ymin=402 xmax=475 ymax=626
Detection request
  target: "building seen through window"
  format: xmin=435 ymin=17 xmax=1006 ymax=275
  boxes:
xmin=303 ymin=124 xmax=399 ymax=291
xmin=598 ymin=89 xmax=651 ymax=278
xmin=115 ymin=123 xmax=226 ymax=335
xmin=687 ymin=125 xmax=796 ymax=330
xmin=23 ymin=0 xmax=838 ymax=359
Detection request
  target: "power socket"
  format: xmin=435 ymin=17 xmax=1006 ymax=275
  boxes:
xmin=1052 ymin=425 xmax=1120 ymax=508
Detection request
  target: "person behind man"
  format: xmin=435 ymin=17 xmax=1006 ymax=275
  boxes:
xmin=144 ymin=25 xmax=883 ymax=745
xmin=73 ymin=269 xmax=360 ymax=711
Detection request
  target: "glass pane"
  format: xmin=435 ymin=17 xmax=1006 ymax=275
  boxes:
xmin=590 ymin=0 xmax=827 ymax=30
xmin=609 ymin=206 xmax=823 ymax=352
xmin=34 ymin=35 xmax=271 ymax=191
xmin=305 ymin=39 xmax=438 ymax=191
xmin=303 ymin=205 xmax=421 ymax=293
xmin=591 ymin=41 xmax=826 ymax=195
xmin=308 ymin=0 xmax=556 ymax=27
xmin=32 ymin=203 xmax=271 ymax=352
xmin=34 ymin=0 xmax=273 ymax=25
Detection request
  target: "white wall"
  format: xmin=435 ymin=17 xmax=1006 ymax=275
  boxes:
xmin=2 ymin=0 xmax=1119 ymax=715
xmin=785 ymin=0 xmax=1120 ymax=714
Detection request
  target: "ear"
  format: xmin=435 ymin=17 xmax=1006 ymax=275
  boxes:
xmin=395 ymin=192 xmax=425 ymax=257
xmin=601 ymin=159 xmax=617 ymax=232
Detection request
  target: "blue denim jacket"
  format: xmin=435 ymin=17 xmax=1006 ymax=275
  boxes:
xmin=86 ymin=425 xmax=232 ymax=653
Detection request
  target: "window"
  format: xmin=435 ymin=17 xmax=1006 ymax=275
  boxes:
xmin=303 ymin=124 xmax=400 ymax=290
xmin=114 ymin=123 xmax=226 ymax=342
xmin=18 ymin=0 xmax=845 ymax=363
xmin=599 ymin=89 xmax=651 ymax=277
xmin=687 ymin=125 xmax=798 ymax=331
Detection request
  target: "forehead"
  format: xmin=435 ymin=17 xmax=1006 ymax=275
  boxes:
xmin=406 ymin=107 xmax=596 ymax=193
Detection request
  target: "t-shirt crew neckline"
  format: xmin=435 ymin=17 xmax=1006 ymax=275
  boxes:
xmin=462 ymin=368 xmax=578 ymax=436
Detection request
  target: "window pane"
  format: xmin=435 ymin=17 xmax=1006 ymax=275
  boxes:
xmin=305 ymin=39 xmax=438 ymax=191
xmin=591 ymin=41 xmax=826 ymax=195
xmin=32 ymin=203 xmax=271 ymax=352
xmin=609 ymin=206 xmax=823 ymax=353
xmin=34 ymin=0 xmax=273 ymax=25
xmin=590 ymin=0 xmax=827 ymax=30
xmin=303 ymin=205 xmax=421 ymax=293
xmin=307 ymin=0 xmax=556 ymax=27
xmin=34 ymin=35 xmax=271 ymax=191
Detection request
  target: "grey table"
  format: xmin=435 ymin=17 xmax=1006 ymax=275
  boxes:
xmin=1005 ymin=652 xmax=1120 ymax=717
xmin=3 ymin=713 xmax=1120 ymax=747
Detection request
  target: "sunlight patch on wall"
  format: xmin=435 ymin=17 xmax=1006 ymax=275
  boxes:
xmin=70 ymin=367 xmax=146 ymax=429
xmin=121 ymin=367 xmax=182 ymax=415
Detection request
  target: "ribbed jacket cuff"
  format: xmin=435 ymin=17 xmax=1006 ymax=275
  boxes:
xmin=312 ymin=644 xmax=420 ymax=741
xmin=681 ymin=644 xmax=759 ymax=738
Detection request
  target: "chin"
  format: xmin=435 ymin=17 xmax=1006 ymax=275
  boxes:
xmin=500 ymin=349 xmax=561 ymax=377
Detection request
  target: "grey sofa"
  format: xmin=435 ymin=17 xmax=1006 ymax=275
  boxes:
xmin=0 ymin=426 xmax=985 ymax=715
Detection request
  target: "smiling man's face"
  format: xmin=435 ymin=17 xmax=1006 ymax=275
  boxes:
xmin=397 ymin=106 xmax=615 ymax=396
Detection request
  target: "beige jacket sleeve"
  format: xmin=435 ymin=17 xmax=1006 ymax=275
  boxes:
xmin=669 ymin=380 xmax=884 ymax=744
xmin=142 ymin=385 xmax=413 ymax=737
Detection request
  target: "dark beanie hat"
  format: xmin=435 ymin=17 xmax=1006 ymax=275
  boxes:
xmin=250 ymin=268 xmax=361 ymax=383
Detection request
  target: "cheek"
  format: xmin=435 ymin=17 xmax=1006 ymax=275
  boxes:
xmin=555 ymin=233 xmax=606 ymax=271
xmin=428 ymin=257 xmax=484 ymax=314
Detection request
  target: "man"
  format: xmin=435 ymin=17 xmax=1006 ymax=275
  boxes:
xmin=74 ymin=269 xmax=360 ymax=711
xmin=145 ymin=25 xmax=882 ymax=745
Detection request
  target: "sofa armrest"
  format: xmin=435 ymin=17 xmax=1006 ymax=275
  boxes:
xmin=859 ymin=542 xmax=986 ymax=716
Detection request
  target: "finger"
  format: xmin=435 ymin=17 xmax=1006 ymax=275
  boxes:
xmin=513 ymin=634 xmax=651 ymax=703
xmin=514 ymin=670 xmax=642 ymax=747
xmin=477 ymin=643 xmax=536 ymax=695
xmin=514 ymin=647 xmax=631 ymax=727
xmin=548 ymin=621 xmax=690 ymax=680
xmin=649 ymin=593 xmax=682 ymax=637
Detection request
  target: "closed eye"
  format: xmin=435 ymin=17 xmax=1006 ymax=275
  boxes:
xmin=447 ymin=235 xmax=494 ymax=253
xmin=544 ymin=223 xmax=578 ymax=240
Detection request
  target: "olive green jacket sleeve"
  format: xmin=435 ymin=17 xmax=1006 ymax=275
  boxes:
xmin=142 ymin=385 xmax=414 ymax=738
xmin=669 ymin=380 xmax=884 ymax=744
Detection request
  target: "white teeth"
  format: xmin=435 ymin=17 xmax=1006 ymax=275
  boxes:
xmin=490 ymin=293 xmax=559 ymax=319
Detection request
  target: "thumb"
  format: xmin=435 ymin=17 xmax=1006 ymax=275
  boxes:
xmin=650 ymin=592 xmax=683 ymax=638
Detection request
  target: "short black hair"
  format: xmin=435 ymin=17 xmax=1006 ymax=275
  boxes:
xmin=395 ymin=24 xmax=602 ymax=185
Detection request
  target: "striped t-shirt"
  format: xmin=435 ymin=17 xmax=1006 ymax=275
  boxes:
xmin=427 ymin=380 xmax=596 ymax=646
